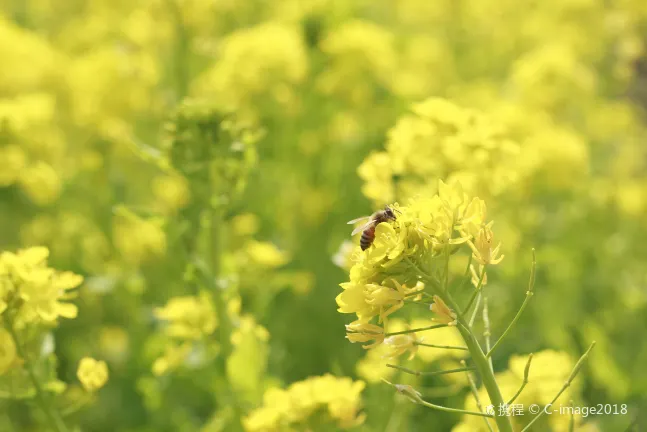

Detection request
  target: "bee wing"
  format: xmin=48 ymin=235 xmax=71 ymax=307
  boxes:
xmin=347 ymin=216 xmax=370 ymax=225
xmin=351 ymin=220 xmax=374 ymax=236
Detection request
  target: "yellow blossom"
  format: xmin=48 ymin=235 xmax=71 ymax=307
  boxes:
xmin=77 ymin=357 xmax=109 ymax=392
xmin=467 ymin=222 xmax=504 ymax=266
xmin=0 ymin=247 xmax=83 ymax=325
xmin=383 ymin=333 xmax=418 ymax=360
xmin=154 ymin=291 xmax=217 ymax=340
xmin=243 ymin=374 xmax=365 ymax=431
xmin=344 ymin=320 xmax=384 ymax=349
xmin=364 ymin=279 xmax=424 ymax=323
xmin=152 ymin=343 xmax=192 ymax=376
xmin=430 ymin=295 xmax=457 ymax=325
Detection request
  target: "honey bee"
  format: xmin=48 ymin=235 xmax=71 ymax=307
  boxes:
xmin=347 ymin=206 xmax=397 ymax=250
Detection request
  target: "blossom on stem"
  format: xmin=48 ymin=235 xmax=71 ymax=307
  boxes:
xmin=345 ymin=320 xmax=385 ymax=349
xmin=430 ymin=295 xmax=457 ymax=325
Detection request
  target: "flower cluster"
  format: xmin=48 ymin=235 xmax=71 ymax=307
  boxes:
xmin=0 ymin=247 xmax=83 ymax=326
xmin=337 ymin=180 xmax=499 ymax=344
xmin=358 ymin=98 xmax=522 ymax=206
xmin=243 ymin=374 xmax=366 ymax=431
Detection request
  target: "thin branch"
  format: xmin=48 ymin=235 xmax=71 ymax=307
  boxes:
xmin=507 ymin=354 xmax=533 ymax=405
xmin=521 ymin=342 xmax=596 ymax=432
xmin=569 ymin=399 xmax=575 ymax=432
xmin=452 ymin=254 xmax=473 ymax=294
xmin=486 ymin=249 xmax=536 ymax=358
xmin=462 ymin=264 xmax=486 ymax=315
xmin=386 ymin=364 xmax=474 ymax=377
xmin=383 ymin=379 xmax=494 ymax=419
xmin=468 ymin=292 xmax=482 ymax=328
xmin=482 ymin=297 xmax=493 ymax=372
xmin=414 ymin=342 xmax=468 ymax=351
xmin=385 ymin=324 xmax=448 ymax=337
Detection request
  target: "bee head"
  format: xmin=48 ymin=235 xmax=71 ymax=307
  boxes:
xmin=384 ymin=206 xmax=396 ymax=220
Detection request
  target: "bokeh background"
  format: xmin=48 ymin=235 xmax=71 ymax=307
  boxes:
xmin=1 ymin=0 xmax=647 ymax=431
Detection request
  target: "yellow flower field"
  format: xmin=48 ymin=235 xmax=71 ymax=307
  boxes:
xmin=1 ymin=0 xmax=647 ymax=431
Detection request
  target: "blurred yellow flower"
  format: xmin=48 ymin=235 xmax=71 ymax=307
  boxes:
xmin=77 ymin=357 xmax=109 ymax=392
xmin=244 ymin=241 xmax=289 ymax=268
xmin=154 ymin=291 xmax=217 ymax=340
xmin=0 ymin=246 xmax=83 ymax=325
xmin=243 ymin=374 xmax=365 ymax=431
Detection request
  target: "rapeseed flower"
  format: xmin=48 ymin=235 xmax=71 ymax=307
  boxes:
xmin=77 ymin=357 xmax=109 ymax=392
xmin=243 ymin=374 xmax=365 ymax=431
xmin=154 ymin=291 xmax=217 ymax=340
xmin=0 ymin=247 xmax=83 ymax=326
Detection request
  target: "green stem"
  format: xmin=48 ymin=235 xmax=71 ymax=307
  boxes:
xmin=386 ymin=364 xmax=474 ymax=377
xmin=384 ymin=324 xmax=448 ymax=337
xmin=486 ymin=250 xmax=536 ymax=358
xmin=521 ymin=342 xmax=596 ymax=432
xmin=3 ymin=317 xmax=68 ymax=432
xmin=568 ymin=399 xmax=575 ymax=432
xmin=416 ymin=397 xmax=494 ymax=418
xmin=452 ymin=254 xmax=473 ymax=294
xmin=445 ymin=296 xmax=514 ymax=432
xmin=384 ymin=380 xmax=493 ymax=419
xmin=414 ymin=342 xmax=468 ymax=351
xmin=468 ymin=292 xmax=481 ymax=328
xmin=441 ymin=245 xmax=512 ymax=431
xmin=166 ymin=0 xmax=189 ymax=100
xmin=507 ymin=353 xmax=533 ymax=405
xmin=463 ymin=362 xmax=495 ymax=432
xmin=482 ymin=297 xmax=493 ymax=372
xmin=462 ymin=264 xmax=486 ymax=315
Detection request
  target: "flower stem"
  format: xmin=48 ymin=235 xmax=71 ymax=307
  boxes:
xmin=463 ymin=361 xmax=495 ymax=432
xmin=482 ymin=297 xmax=493 ymax=372
xmin=521 ymin=342 xmax=596 ymax=432
xmin=446 ymin=296 xmax=514 ymax=432
xmin=462 ymin=264 xmax=486 ymax=315
xmin=507 ymin=353 xmax=533 ymax=405
xmin=3 ymin=317 xmax=69 ymax=432
xmin=384 ymin=324 xmax=448 ymax=337
xmin=414 ymin=342 xmax=468 ymax=351
xmin=468 ymin=292 xmax=481 ymax=328
xmin=386 ymin=364 xmax=474 ymax=377
xmin=383 ymin=379 xmax=494 ymax=419
xmin=440 ymin=247 xmax=513 ymax=432
xmin=486 ymin=250 xmax=536 ymax=358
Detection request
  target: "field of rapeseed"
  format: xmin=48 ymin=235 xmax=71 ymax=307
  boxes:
xmin=1 ymin=1 xmax=647 ymax=431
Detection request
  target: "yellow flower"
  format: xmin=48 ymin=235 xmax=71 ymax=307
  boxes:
xmin=383 ymin=333 xmax=418 ymax=360
xmin=154 ymin=291 xmax=218 ymax=340
xmin=344 ymin=320 xmax=384 ymax=349
xmin=336 ymin=281 xmax=380 ymax=320
xmin=77 ymin=357 xmax=109 ymax=392
xmin=430 ymin=295 xmax=457 ymax=325
xmin=243 ymin=375 xmax=365 ymax=431
xmin=152 ymin=343 xmax=192 ymax=376
xmin=467 ymin=222 xmax=504 ymax=266
xmin=365 ymin=279 xmax=424 ymax=323
xmin=0 ymin=328 xmax=17 ymax=375
xmin=244 ymin=241 xmax=289 ymax=268
xmin=0 ymin=247 xmax=83 ymax=325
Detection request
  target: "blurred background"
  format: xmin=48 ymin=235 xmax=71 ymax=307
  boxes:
xmin=1 ymin=0 xmax=647 ymax=431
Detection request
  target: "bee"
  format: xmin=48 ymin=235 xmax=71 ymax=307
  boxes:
xmin=347 ymin=206 xmax=397 ymax=250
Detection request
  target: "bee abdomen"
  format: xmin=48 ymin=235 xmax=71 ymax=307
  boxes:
xmin=360 ymin=226 xmax=376 ymax=250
